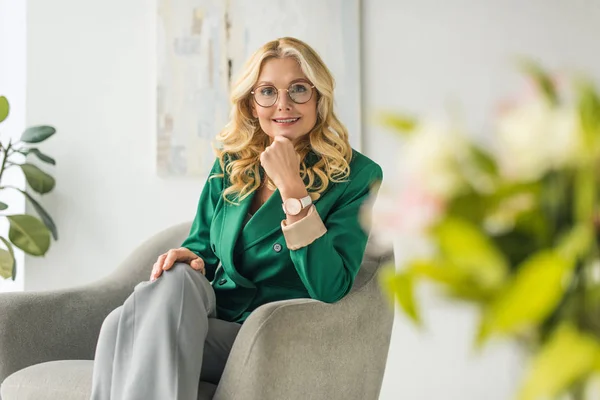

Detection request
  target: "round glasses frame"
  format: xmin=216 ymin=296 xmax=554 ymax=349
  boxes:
xmin=250 ymin=83 xmax=316 ymax=108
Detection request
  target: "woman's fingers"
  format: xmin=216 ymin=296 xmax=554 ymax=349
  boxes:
xmin=161 ymin=250 xmax=179 ymax=271
xmin=150 ymin=261 xmax=162 ymax=281
xmin=150 ymin=248 xmax=205 ymax=281
xmin=150 ymin=254 xmax=166 ymax=279
xmin=156 ymin=253 xmax=167 ymax=268
xmin=190 ymin=257 xmax=205 ymax=274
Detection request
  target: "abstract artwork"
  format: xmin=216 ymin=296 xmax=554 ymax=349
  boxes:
xmin=157 ymin=0 xmax=361 ymax=177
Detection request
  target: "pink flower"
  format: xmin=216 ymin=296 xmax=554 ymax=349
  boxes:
xmin=368 ymin=178 xmax=445 ymax=244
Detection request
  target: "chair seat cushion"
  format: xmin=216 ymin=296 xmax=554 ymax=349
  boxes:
xmin=1 ymin=360 xmax=217 ymax=400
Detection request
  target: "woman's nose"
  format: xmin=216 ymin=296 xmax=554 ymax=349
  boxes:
xmin=277 ymin=90 xmax=293 ymax=110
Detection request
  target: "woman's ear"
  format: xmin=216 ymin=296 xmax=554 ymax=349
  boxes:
xmin=248 ymin=98 xmax=258 ymax=118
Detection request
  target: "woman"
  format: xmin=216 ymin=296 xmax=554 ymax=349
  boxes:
xmin=90 ymin=37 xmax=383 ymax=400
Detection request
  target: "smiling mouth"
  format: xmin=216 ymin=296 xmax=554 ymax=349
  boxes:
xmin=273 ymin=117 xmax=301 ymax=124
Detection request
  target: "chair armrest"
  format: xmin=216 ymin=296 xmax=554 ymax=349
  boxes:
xmin=0 ymin=221 xmax=192 ymax=385
xmin=0 ymin=280 xmax=129 ymax=385
xmin=214 ymin=272 xmax=394 ymax=400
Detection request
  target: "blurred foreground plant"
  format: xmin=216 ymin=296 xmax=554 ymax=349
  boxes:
xmin=0 ymin=95 xmax=57 ymax=280
xmin=374 ymin=61 xmax=600 ymax=400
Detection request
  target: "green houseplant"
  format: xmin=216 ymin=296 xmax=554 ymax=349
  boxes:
xmin=374 ymin=62 xmax=600 ymax=400
xmin=0 ymin=95 xmax=58 ymax=280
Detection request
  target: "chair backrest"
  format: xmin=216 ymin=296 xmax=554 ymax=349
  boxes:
xmin=106 ymin=221 xmax=193 ymax=288
xmin=351 ymin=237 xmax=395 ymax=292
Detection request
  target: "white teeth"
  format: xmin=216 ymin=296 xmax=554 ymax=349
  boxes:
xmin=274 ymin=118 xmax=299 ymax=123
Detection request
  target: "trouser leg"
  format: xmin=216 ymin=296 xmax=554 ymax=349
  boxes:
xmin=90 ymin=306 xmax=123 ymax=400
xmin=90 ymin=262 xmax=216 ymax=400
xmin=200 ymin=318 xmax=242 ymax=385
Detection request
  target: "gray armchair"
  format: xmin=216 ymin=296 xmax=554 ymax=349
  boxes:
xmin=0 ymin=222 xmax=394 ymax=400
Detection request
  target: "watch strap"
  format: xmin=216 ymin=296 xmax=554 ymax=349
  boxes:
xmin=299 ymin=194 xmax=312 ymax=209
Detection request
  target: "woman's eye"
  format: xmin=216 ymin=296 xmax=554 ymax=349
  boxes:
xmin=261 ymin=87 xmax=275 ymax=96
xmin=290 ymin=84 xmax=307 ymax=93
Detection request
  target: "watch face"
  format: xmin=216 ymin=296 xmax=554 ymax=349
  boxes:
xmin=284 ymin=198 xmax=302 ymax=215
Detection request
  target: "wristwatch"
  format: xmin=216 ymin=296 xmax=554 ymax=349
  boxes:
xmin=282 ymin=194 xmax=313 ymax=216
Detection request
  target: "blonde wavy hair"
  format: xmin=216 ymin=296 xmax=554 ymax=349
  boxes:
xmin=213 ymin=37 xmax=353 ymax=203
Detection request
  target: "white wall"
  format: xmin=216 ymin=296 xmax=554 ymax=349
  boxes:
xmin=25 ymin=0 xmax=202 ymax=290
xmin=21 ymin=0 xmax=600 ymax=398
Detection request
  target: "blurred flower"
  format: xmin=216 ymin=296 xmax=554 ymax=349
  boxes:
xmin=367 ymin=180 xmax=444 ymax=245
xmin=400 ymin=120 xmax=469 ymax=200
xmin=495 ymin=98 xmax=580 ymax=182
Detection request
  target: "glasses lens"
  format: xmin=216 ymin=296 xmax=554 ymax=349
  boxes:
xmin=289 ymin=83 xmax=312 ymax=104
xmin=254 ymin=85 xmax=277 ymax=107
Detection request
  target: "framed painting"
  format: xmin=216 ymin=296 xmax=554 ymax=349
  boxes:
xmin=157 ymin=0 xmax=361 ymax=177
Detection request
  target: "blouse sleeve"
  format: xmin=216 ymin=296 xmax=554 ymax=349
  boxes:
xmin=280 ymin=163 xmax=383 ymax=303
xmin=180 ymin=158 xmax=224 ymax=282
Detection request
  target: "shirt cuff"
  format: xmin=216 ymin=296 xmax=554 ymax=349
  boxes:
xmin=280 ymin=205 xmax=327 ymax=250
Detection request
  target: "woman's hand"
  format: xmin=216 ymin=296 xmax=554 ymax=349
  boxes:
xmin=259 ymin=136 xmax=302 ymax=189
xmin=150 ymin=247 xmax=205 ymax=281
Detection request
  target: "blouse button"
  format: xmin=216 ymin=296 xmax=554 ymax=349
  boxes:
xmin=273 ymin=243 xmax=282 ymax=253
xmin=218 ymin=279 xmax=227 ymax=285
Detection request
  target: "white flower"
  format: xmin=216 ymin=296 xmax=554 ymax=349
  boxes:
xmin=495 ymin=99 xmax=580 ymax=181
xmin=400 ymin=120 xmax=468 ymax=200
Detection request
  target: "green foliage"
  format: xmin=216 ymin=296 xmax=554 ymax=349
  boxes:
xmin=19 ymin=163 xmax=56 ymax=194
xmin=0 ymin=96 xmax=9 ymax=123
xmin=517 ymin=58 xmax=559 ymax=105
xmin=7 ymin=215 xmax=51 ymax=256
xmin=376 ymin=112 xmax=418 ymax=136
xmin=0 ymin=95 xmax=58 ymax=279
xmin=478 ymin=251 xmax=574 ymax=343
xmin=518 ymin=324 xmax=600 ymax=400
xmin=380 ymin=264 xmax=421 ymax=324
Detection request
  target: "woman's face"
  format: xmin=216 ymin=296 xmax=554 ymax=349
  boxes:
xmin=251 ymin=57 xmax=318 ymax=144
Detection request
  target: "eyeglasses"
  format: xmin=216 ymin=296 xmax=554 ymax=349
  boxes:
xmin=250 ymin=82 xmax=316 ymax=108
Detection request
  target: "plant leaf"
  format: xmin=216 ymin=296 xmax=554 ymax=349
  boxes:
xmin=377 ymin=111 xmax=418 ymax=136
xmin=556 ymin=224 xmax=594 ymax=263
xmin=0 ymin=249 xmax=14 ymax=279
xmin=431 ymin=217 xmax=509 ymax=290
xmin=0 ymin=237 xmax=16 ymax=280
xmin=6 ymin=214 xmax=51 ymax=256
xmin=18 ymin=189 xmax=58 ymax=240
xmin=576 ymin=79 xmax=600 ymax=153
xmin=0 ymin=96 xmax=9 ymax=123
xmin=21 ymin=148 xmax=56 ymax=165
xmin=409 ymin=259 xmax=498 ymax=303
xmin=518 ymin=324 xmax=600 ymax=400
xmin=395 ymin=273 xmax=420 ymax=324
xmin=379 ymin=264 xmax=421 ymax=324
xmin=469 ymin=145 xmax=498 ymax=177
xmin=574 ymin=167 xmax=596 ymax=224
xmin=517 ymin=58 xmax=558 ymax=105
xmin=19 ymin=163 xmax=56 ymax=194
xmin=0 ymin=201 xmax=8 ymax=211
xmin=478 ymin=251 xmax=574 ymax=342
xmin=20 ymin=125 xmax=56 ymax=143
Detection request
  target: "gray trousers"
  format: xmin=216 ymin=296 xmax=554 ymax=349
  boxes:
xmin=90 ymin=263 xmax=242 ymax=400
